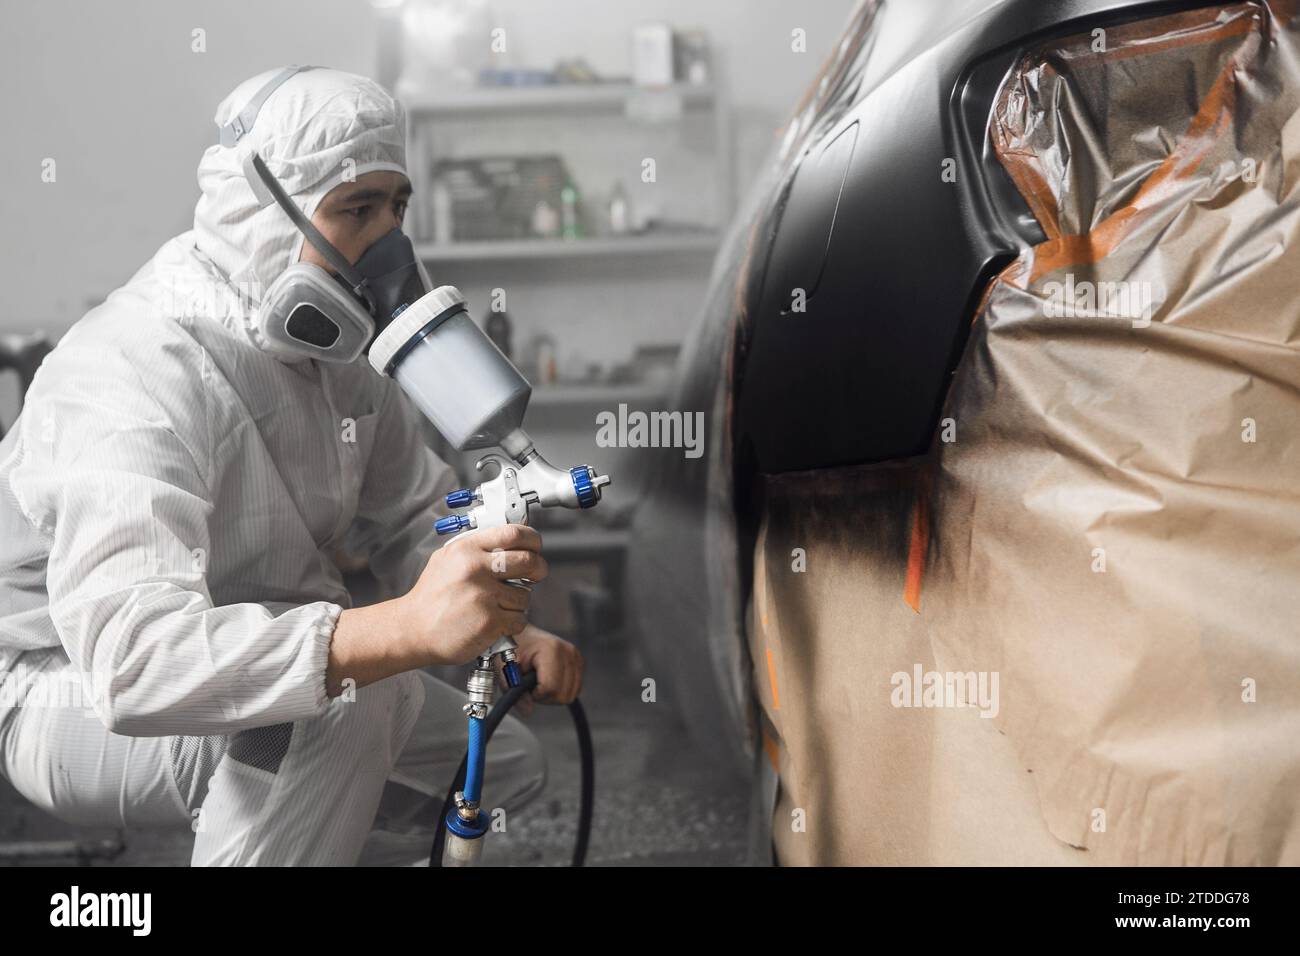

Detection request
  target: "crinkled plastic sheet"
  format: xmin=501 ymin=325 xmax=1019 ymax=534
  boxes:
xmin=751 ymin=0 xmax=1300 ymax=864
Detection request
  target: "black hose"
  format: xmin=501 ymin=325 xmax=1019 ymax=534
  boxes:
xmin=569 ymin=695 xmax=593 ymax=867
xmin=429 ymin=670 xmax=594 ymax=867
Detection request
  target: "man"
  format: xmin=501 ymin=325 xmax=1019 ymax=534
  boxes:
xmin=0 ymin=67 xmax=582 ymax=865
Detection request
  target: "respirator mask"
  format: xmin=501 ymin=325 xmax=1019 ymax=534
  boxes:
xmin=245 ymin=151 xmax=433 ymax=363
xmin=216 ymin=65 xmax=432 ymax=364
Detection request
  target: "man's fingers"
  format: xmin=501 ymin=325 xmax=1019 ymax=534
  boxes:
xmin=496 ymin=608 xmax=528 ymax=637
xmin=459 ymin=524 xmax=543 ymax=554
xmin=521 ymin=652 xmax=549 ymax=702
xmin=496 ymin=581 xmax=531 ymax=612
xmin=533 ymin=650 xmax=578 ymax=705
xmin=560 ymin=661 xmax=580 ymax=705
xmin=567 ymin=657 xmax=584 ymax=704
xmin=483 ymin=549 xmax=548 ymax=583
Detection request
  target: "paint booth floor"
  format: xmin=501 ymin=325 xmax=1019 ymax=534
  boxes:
xmin=0 ymin=633 xmax=752 ymax=867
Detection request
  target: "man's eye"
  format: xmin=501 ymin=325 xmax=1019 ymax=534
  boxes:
xmin=395 ymin=201 xmax=408 ymax=221
xmin=344 ymin=205 xmax=370 ymax=219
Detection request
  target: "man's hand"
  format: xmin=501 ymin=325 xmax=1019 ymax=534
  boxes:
xmin=496 ymin=624 xmax=584 ymax=716
xmin=327 ymin=525 xmax=549 ymax=698
xmin=398 ymin=524 xmax=549 ymax=667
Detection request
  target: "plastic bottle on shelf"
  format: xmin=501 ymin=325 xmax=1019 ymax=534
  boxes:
xmin=531 ymin=199 xmax=560 ymax=238
xmin=432 ymin=176 xmax=453 ymax=245
xmin=608 ymin=181 xmax=630 ymax=236
xmin=531 ymin=334 xmax=557 ymax=385
xmin=561 ymin=181 xmax=581 ymax=240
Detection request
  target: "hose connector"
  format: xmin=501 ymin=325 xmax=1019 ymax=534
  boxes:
xmin=442 ymin=797 xmax=489 ymax=867
xmin=464 ymin=664 xmax=495 ymax=720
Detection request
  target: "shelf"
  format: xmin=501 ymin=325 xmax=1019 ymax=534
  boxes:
xmin=415 ymin=232 xmax=719 ymax=262
xmin=405 ymin=82 xmax=716 ymax=116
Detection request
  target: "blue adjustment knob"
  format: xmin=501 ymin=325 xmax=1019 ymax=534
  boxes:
xmin=570 ymin=466 xmax=598 ymax=509
xmin=435 ymin=514 xmax=472 ymax=536
xmin=446 ymin=489 xmax=476 ymax=508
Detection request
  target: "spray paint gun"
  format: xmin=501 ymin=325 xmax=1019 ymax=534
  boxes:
xmin=368 ymin=286 xmax=610 ymax=866
xmin=435 ymin=448 xmax=609 ymax=678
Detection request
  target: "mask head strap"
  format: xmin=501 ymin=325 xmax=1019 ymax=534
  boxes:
xmin=217 ymin=65 xmax=312 ymax=148
xmin=242 ymin=151 xmax=371 ymax=302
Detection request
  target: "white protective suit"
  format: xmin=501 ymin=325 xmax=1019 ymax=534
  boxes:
xmin=0 ymin=68 xmax=545 ymax=865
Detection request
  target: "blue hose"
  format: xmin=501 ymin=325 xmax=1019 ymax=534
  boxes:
xmin=464 ymin=716 xmax=486 ymax=803
xmin=430 ymin=669 xmax=592 ymax=867
xmin=464 ymin=662 xmax=518 ymax=806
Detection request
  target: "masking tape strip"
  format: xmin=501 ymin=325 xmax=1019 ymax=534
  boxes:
xmin=903 ymin=478 xmax=930 ymax=612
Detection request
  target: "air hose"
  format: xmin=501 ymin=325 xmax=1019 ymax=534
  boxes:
xmin=463 ymin=716 xmax=486 ymax=803
xmin=429 ymin=669 xmax=594 ymax=867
